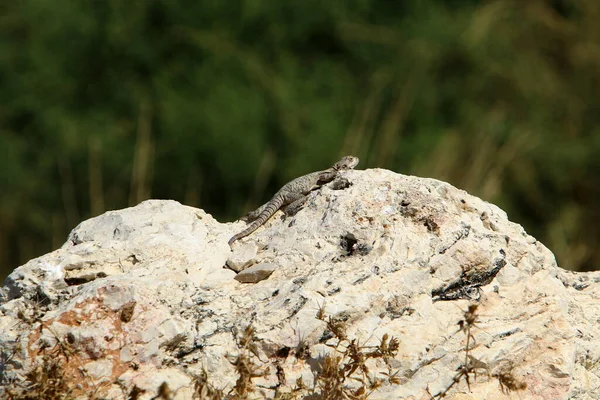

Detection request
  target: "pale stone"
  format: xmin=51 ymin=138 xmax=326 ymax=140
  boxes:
xmin=226 ymin=242 xmax=258 ymax=272
xmin=0 ymin=172 xmax=598 ymax=399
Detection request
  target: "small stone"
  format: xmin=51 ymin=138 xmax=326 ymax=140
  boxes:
xmin=226 ymin=242 xmax=258 ymax=272
xmin=234 ymin=263 xmax=276 ymax=283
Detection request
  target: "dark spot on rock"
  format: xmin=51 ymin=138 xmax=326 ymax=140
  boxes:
xmin=293 ymin=277 xmax=307 ymax=286
xmin=33 ymin=287 xmax=52 ymax=306
xmin=340 ymin=233 xmax=373 ymax=257
xmin=121 ymin=302 xmax=136 ymax=323
xmin=319 ymin=331 xmax=334 ymax=343
xmin=275 ymin=346 xmax=291 ymax=358
xmin=64 ymin=276 xmax=96 ymax=286
xmin=341 ymin=233 xmax=358 ymax=254
xmin=423 ymin=218 xmax=439 ymax=234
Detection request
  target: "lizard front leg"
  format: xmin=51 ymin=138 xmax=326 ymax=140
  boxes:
xmin=316 ymin=170 xmax=338 ymax=185
xmin=284 ymin=171 xmax=341 ymax=216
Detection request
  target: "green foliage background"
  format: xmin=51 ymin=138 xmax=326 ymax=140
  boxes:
xmin=1 ymin=0 xmax=599 ymax=279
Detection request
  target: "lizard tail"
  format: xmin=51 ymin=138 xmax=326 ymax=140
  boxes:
xmin=228 ymin=197 xmax=284 ymax=246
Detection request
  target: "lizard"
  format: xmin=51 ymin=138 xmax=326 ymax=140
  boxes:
xmin=228 ymin=155 xmax=359 ymax=247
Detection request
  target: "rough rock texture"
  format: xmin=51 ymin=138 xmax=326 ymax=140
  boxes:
xmin=1 ymin=168 xmax=600 ymax=399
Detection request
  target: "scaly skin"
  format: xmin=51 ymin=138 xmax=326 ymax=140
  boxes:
xmin=228 ymin=156 xmax=359 ymax=246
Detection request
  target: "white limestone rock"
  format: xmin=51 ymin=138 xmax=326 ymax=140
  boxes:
xmin=0 ymin=170 xmax=599 ymax=400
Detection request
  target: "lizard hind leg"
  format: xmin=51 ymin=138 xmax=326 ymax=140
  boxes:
xmin=283 ymin=195 xmax=310 ymax=217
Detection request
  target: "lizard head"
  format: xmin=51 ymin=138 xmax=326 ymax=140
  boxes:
xmin=334 ymin=155 xmax=359 ymax=171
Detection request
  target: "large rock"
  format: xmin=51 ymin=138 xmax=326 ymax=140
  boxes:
xmin=1 ymin=168 xmax=599 ymax=399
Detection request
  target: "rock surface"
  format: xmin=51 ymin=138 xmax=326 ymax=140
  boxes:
xmin=1 ymin=168 xmax=600 ymax=399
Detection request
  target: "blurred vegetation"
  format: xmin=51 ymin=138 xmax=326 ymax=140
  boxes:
xmin=1 ymin=0 xmax=599 ymax=280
